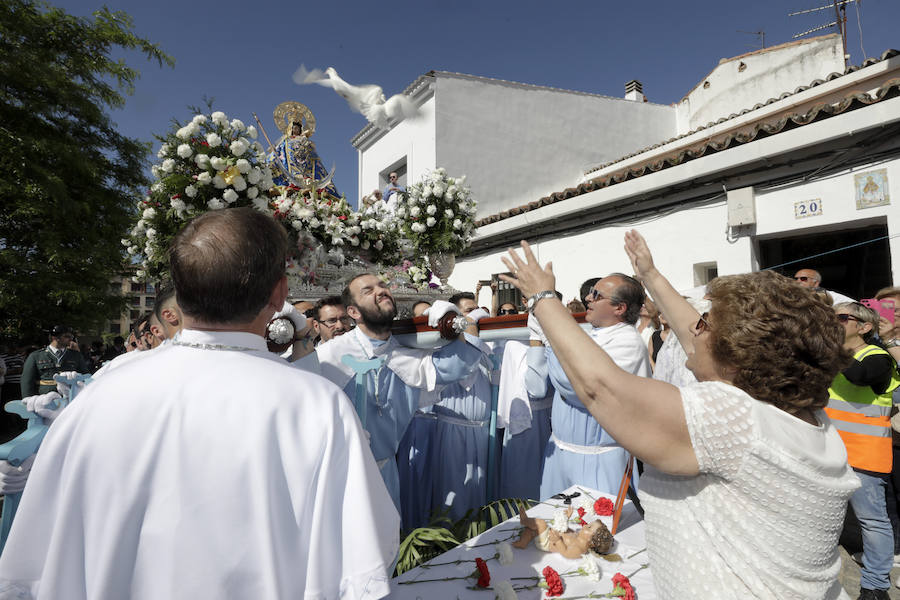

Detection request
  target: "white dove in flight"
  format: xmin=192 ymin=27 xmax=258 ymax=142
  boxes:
xmin=293 ymin=65 xmax=420 ymax=130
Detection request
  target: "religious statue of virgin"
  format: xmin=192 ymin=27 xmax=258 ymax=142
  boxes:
xmin=266 ymin=101 xmax=340 ymax=198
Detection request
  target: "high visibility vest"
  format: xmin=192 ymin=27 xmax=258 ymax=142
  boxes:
xmin=825 ymin=345 xmax=900 ymax=473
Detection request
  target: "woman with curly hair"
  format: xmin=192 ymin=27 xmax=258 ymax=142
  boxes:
xmin=827 ymin=302 xmax=900 ymax=599
xmin=500 ymin=230 xmax=859 ymax=600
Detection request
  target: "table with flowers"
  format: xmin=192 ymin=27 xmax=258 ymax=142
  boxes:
xmin=390 ymin=485 xmax=653 ymax=599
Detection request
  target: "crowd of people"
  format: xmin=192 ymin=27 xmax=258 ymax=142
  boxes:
xmin=1 ymin=206 xmax=899 ymax=599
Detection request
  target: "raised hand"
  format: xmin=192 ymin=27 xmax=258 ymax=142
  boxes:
xmin=499 ymin=241 xmax=556 ymax=299
xmin=623 ymin=229 xmax=656 ymax=281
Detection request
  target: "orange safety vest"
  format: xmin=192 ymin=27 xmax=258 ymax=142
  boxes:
xmin=825 ymin=345 xmax=900 ymax=473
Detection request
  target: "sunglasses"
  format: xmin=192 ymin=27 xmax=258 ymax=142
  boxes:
xmin=586 ymin=288 xmax=611 ymax=303
xmin=693 ymin=312 xmax=712 ymax=336
xmin=498 ymin=308 xmax=518 ymax=315
xmin=836 ymin=313 xmax=861 ymax=323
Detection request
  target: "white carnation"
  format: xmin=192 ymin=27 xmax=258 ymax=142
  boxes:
xmin=432 ymin=183 xmax=445 ymax=197
xmin=176 ymin=144 xmax=192 ymax=159
xmin=229 ymin=118 xmax=245 ymax=131
xmin=161 ymin=158 xmax=175 ymax=173
xmin=145 ymin=227 xmax=157 ymax=240
xmin=349 ymin=236 xmax=359 ymax=246
xmin=579 ymin=554 xmax=602 ymax=581
xmin=196 ymin=172 xmax=212 ymax=185
xmin=170 ymin=198 xmax=186 ymax=212
xmin=212 ymin=175 xmax=227 ymax=189
xmin=210 ymin=111 xmax=228 ymax=125
xmin=194 ymin=153 xmax=210 ymax=169
xmin=496 ymin=542 xmax=514 ymax=566
xmin=142 ymin=207 xmax=156 ymax=220
xmin=192 ymin=114 xmax=207 ymax=125
xmin=452 ymin=219 xmax=463 ymax=229
xmin=246 ymin=125 xmax=258 ymax=139
xmin=410 ymin=206 xmax=421 ymax=217
xmin=150 ymin=165 xmax=161 ymax=178
xmin=209 ymin=156 xmax=227 ymax=171
xmin=426 ymin=204 xmax=437 ymax=215
xmin=294 ymin=207 xmax=314 ymax=219
xmin=550 ymin=508 xmax=569 ymax=533
xmin=206 ymin=133 xmax=222 ymax=147
xmin=247 ymin=168 xmax=261 ymax=184
xmin=207 ymin=198 xmax=225 ymax=210
xmin=251 ymin=197 xmax=270 ymax=213
xmin=361 ymin=240 xmax=370 ymax=250
xmin=426 ymin=216 xmax=436 ymax=227
xmin=156 ymin=144 xmax=169 ymax=159
xmin=175 ymin=126 xmax=192 ymax=140
xmin=229 ymin=139 xmax=248 ymax=156
xmin=120 ymin=238 xmax=130 ymax=247
xmin=247 ymin=186 xmax=259 ymax=199
xmin=223 ymin=189 xmax=238 ymax=203
xmin=236 ymin=159 xmax=251 ymax=174
xmin=374 ymin=240 xmax=383 ymax=250
xmin=309 ymin=217 xmax=320 ymax=228
xmin=184 ymin=184 xmax=197 ymax=198
xmin=444 ymin=209 xmax=454 ymax=218
xmin=127 ymin=245 xmax=138 ymax=255
xmin=135 ymin=270 xmax=146 ymax=279
xmin=231 ymin=175 xmax=247 ymax=191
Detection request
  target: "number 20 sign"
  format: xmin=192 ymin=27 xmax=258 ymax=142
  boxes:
xmin=794 ymin=198 xmax=822 ymax=219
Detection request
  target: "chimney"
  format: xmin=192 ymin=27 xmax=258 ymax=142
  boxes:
xmin=624 ymin=79 xmax=646 ymax=102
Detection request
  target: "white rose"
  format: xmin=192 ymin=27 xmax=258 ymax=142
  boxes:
xmin=426 ymin=204 xmax=437 ymax=215
xmin=445 ymin=209 xmax=453 ymax=218
xmin=247 ymin=168 xmax=261 ymax=184
xmin=175 ymin=126 xmax=191 ymax=140
xmin=212 ymin=175 xmax=227 ymax=189
xmin=236 ymin=159 xmax=251 ymax=174
xmin=410 ymin=206 xmax=421 ymax=217
xmin=229 ymin=118 xmax=245 ymax=131
xmin=156 ymin=144 xmax=169 ymax=159
xmin=135 ymin=270 xmax=146 ymax=279
xmin=134 ymin=219 xmax=146 ymax=232
xmin=142 ymin=207 xmax=156 ymax=220
xmin=170 ymin=198 xmax=186 ymax=212
xmin=229 ymin=139 xmax=248 ymax=156
xmin=309 ymin=217 xmax=320 ymax=228
xmin=361 ymin=240 xmax=370 ymax=250
xmin=207 ymin=198 xmax=225 ymax=210
xmin=150 ymin=165 xmax=161 ymax=178
xmin=196 ymin=172 xmax=212 ymax=185
xmin=291 ymin=220 xmax=303 ymax=230
xmin=231 ymin=175 xmax=247 ymax=191
xmin=194 ymin=155 xmax=210 ymax=170
xmin=209 ymin=157 xmax=227 ymax=171
xmin=210 ymin=111 xmax=227 ymax=125
xmin=453 ymin=219 xmax=462 ymax=229
xmin=432 ymin=183 xmax=445 ymax=197
xmin=251 ymin=197 xmax=270 ymax=213
xmin=206 ymin=133 xmax=222 ymax=147
xmin=161 ymin=158 xmax=175 ymax=173
xmin=184 ymin=184 xmax=197 ymax=198
xmin=192 ymin=114 xmax=207 ymax=125
xmin=246 ymin=125 xmax=258 ymax=140
xmin=426 ymin=217 xmax=436 ymax=227
xmin=223 ymin=189 xmax=238 ymax=203
xmin=374 ymin=240 xmax=384 ymax=250
xmin=127 ymin=245 xmax=138 ymax=255
xmin=120 ymin=238 xmax=130 ymax=246
xmin=247 ymin=186 xmax=259 ymax=199
xmin=332 ymin=237 xmax=344 ymax=246
xmin=145 ymin=227 xmax=157 ymax=240
xmin=349 ymin=236 xmax=359 ymax=246
xmin=177 ymin=143 xmax=192 ymax=159
xmin=458 ymin=202 xmax=467 ymax=212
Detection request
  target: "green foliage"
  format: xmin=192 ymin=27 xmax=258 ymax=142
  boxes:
xmin=395 ymin=497 xmax=534 ymax=576
xmin=0 ymin=0 xmax=173 ymax=342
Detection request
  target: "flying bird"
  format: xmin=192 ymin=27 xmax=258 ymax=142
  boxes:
xmin=293 ymin=65 xmax=420 ymax=130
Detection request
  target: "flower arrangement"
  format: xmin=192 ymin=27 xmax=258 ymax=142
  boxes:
xmin=126 ymin=109 xmax=275 ymax=281
xmin=396 ymin=168 xmax=476 ymax=256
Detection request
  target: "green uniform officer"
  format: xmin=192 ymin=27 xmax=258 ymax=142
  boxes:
xmin=21 ymin=325 xmax=90 ymax=397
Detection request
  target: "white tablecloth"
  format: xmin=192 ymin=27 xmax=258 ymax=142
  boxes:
xmin=390 ymin=485 xmax=655 ymax=599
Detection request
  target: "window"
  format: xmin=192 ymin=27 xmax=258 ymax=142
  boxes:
xmin=109 ymin=322 xmax=121 ymax=334
xmin=380 ymin=160 xmax=408 ymax=190
xmin=130 ymin=310 xmax=141 ymax=320
xmin=145 ymin=282 xmax=155 ymax=294
xmin=693 ymin=262 xmax=718 ymax=287
xmin=130 ymin=282 xmax=144 ymax=293
xmin=129 ymin=296 xmax=140 ymax=307
xmin=493 ymin=273 xmax=523 ymax=310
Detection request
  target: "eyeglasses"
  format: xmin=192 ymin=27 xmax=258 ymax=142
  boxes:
xmin=498 ymin=308 xmax=518 ymax=315
xmin=693 ymin=312 xmax=712 ymax=336
xmin=319 ymin=317 xmax=354 ymax=327
xmin=586 ymin=288 xmax=610 ymax=303
xmin=836 ymin=313 xmax=861 ymax=323
xmin=794 ymin=276 xmax=810 ymax=282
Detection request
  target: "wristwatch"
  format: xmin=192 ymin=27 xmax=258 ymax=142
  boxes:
xmin=527 ymin=290 xmax=556 ymax=312
xmin=886 ymin=339 xmax=900 ymax=348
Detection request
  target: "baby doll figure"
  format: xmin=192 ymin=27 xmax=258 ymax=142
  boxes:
xmin=512 ymin=507 xmax=613 ymax=559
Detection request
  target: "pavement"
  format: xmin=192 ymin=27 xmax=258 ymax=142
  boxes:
xmin=839 ymin=545 xmax=900 ymax=598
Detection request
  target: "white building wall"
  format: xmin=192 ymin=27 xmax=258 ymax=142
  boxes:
xmin=356 ymin=95 xmax=437 ymax=200
xmin=676 ymin=35 xmax=844 ymax=133
xmin=433 ymin=76 xmax=676 ymax=219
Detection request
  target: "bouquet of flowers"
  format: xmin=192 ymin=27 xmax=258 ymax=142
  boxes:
xmin=396 ymin=168 xmax=476 ymax=256
xmin=125 ymin=109 xmax=275 ymax=281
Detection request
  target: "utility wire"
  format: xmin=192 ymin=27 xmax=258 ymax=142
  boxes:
xmin=763 ymin=233 xmax=900 ymax=272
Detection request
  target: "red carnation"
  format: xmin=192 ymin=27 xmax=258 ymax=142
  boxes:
xmin=541 ymin=566 xmax=564 ymax=597
xmin=200 ymin=140 xmax=209 ymax=146
xmin=594 ymin=497 xmax=614 ymax=516
xmin=474 ymin=557 xmax=490 ymax=588
xmin=611 ymin=572 xmax=635 ymax=600
xmin=576 ymin=506 xmax=587 ymax=526
xmin=338 ymin=215 xmax=347 ymax=220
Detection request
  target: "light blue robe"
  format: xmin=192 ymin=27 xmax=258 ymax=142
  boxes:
xmin=539 ymin=323 xmax=651 ymax=499
xmin=335 ymin=337 xmax=482 ymax=514
xmin=499 ymin=345 xmax=553 ymax=501
xmin=430 ymin=334 xmax=496 ymax=521
xmin=396 ymin=408 xmax=437 ymax=530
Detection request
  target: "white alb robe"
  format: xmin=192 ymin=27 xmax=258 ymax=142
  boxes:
xmin=0 ymin=329 xmax=399 ymax=600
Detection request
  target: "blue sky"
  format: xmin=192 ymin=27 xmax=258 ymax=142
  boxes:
xmin=57 ymin=0 xmax=900 ymax=207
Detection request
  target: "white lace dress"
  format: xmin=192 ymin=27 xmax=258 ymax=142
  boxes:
xmin=639 ymin=381 xmax=860 ymax=599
